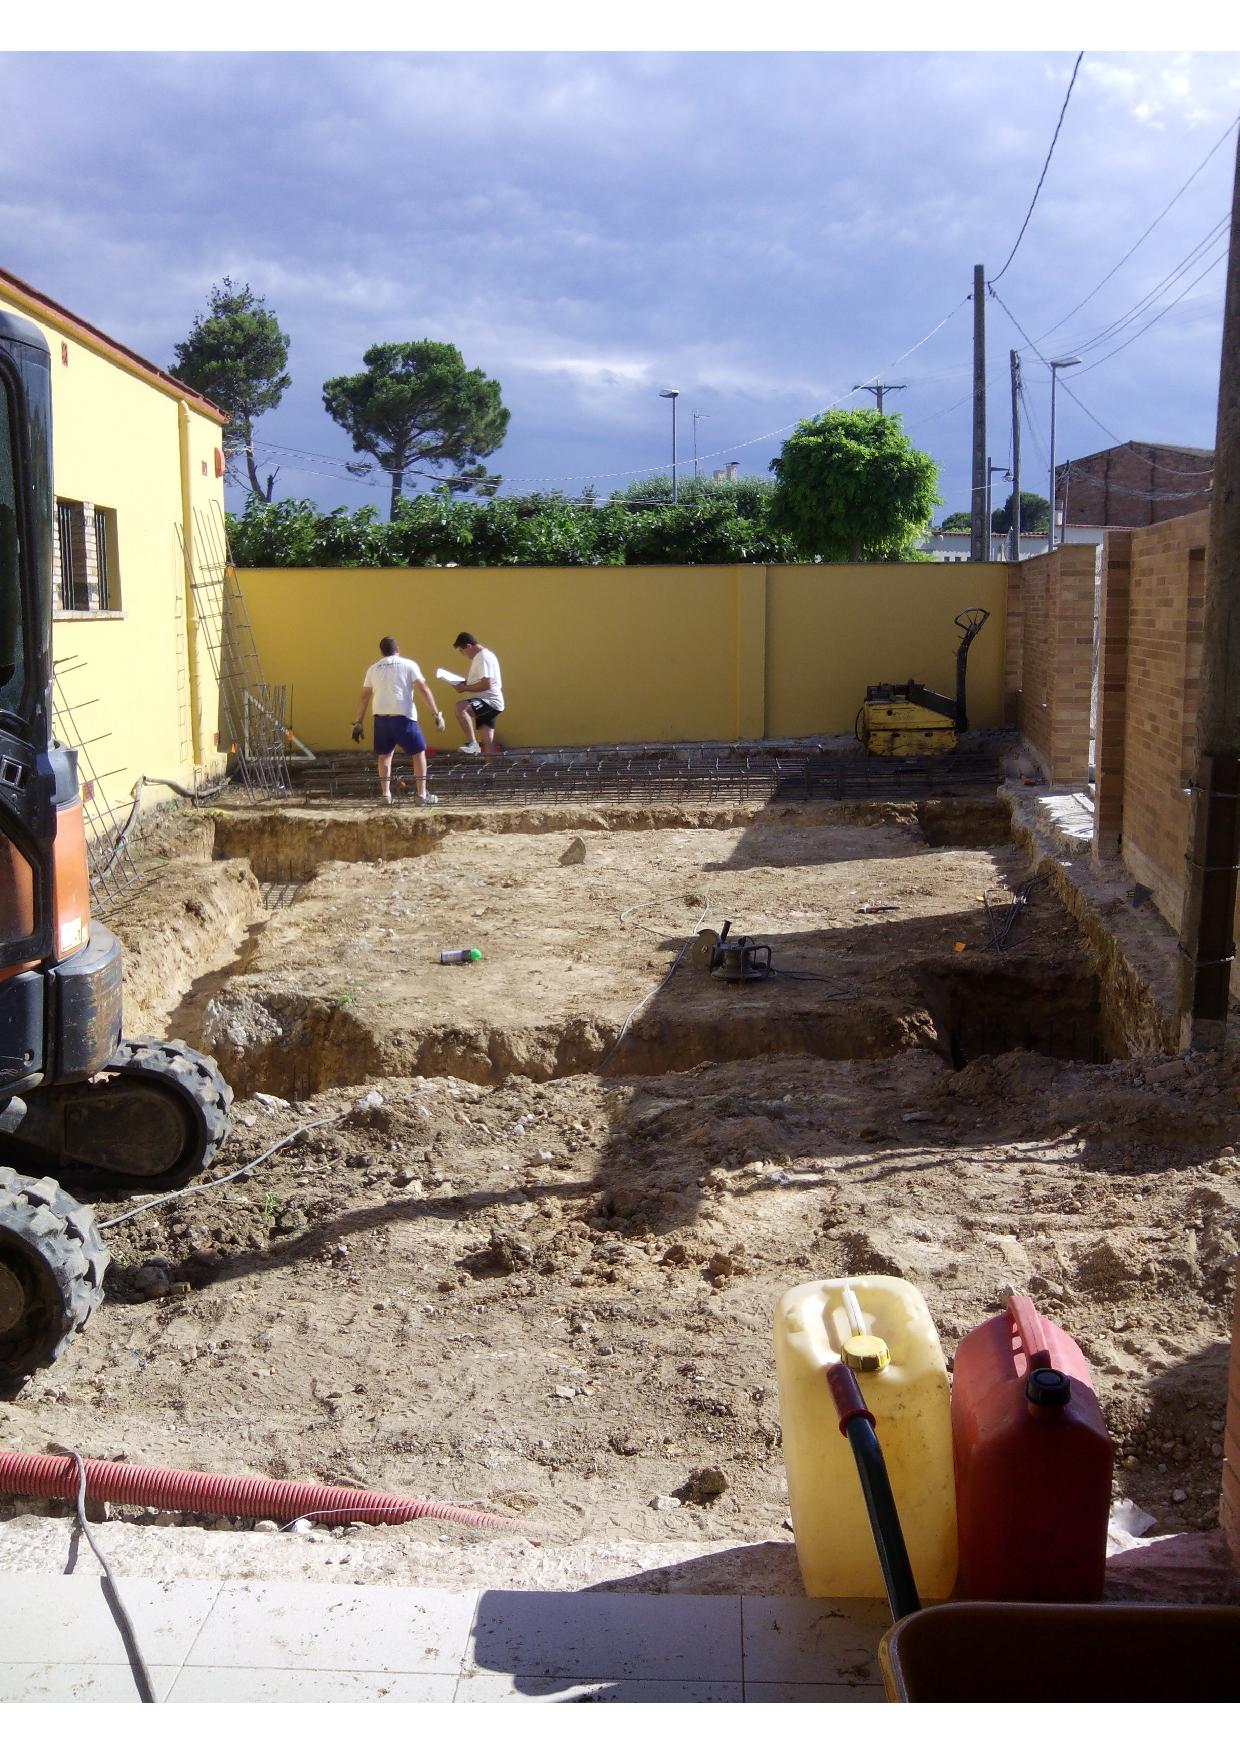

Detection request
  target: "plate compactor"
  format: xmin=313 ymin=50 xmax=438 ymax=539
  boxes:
xmin=857 ymin=608 xmax=990 ymax=758
xmin=0 ymin=311 xmax=233 ymax=1388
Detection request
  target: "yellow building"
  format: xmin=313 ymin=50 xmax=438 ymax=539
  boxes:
xmin=0 ymin=265 xmax=228 ymax=829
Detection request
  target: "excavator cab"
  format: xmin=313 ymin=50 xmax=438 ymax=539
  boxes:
xmin=0 ymin=311 xmax=231 ymax=1387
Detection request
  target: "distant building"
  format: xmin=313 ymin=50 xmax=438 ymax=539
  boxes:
xmin=919 ymin=528 xmax=1104 ymax=563
xmin=1054 ymin=441 xmax=1212 ymax=531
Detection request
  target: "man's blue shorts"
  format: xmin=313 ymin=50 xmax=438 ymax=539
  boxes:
xmin=373 ymin=715 xmax=427 ymax=757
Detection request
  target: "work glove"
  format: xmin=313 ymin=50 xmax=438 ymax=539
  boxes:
xmin=351 ymin=721 xmax=364 ymax=743
xmin=434 ymin=711 xmax=446 ymax=731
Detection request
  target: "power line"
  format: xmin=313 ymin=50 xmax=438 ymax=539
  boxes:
xmin=1072 ymin=245 xmax=1229 ymax=375
xmin=1063 ymin=213 xmax=1229 ymax=359
xmin=245 ymin=297 xmax=971 ymax=498
xmin=1036 ymin=111 xmax=1240 ymax=344
xmin=991 ymin=52 xmax=1085 ymax=286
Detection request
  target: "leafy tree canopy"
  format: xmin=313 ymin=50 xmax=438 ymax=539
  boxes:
xmin=769 ymin=409 xmax=939 ymax=562
xmin=992 ymin=490 xmax=1050 ymax=534
xmin=170 ymin=279 xmax=291 ymax=502
xmin=940 ymin=511 xmax=973 ymax=533
xmin=322 ymin=341 xmax=509 ymax=519
xmin=610 ymin=474 xmax=776 ymax=521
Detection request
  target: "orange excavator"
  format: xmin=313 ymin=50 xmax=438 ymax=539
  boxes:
xmin=0 ymin=311 xmax=232 ymax=1386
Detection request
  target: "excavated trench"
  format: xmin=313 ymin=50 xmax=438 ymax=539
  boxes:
xmin=125 ymin=797 xmax=1132 ymax=1104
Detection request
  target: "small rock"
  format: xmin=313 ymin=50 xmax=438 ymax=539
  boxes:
xmin=554 ymin=1385 xmax=577 ymax=1400
xmin=681 ymin=1465 xmax=729 ymax=1503
xmin=661 ymin=1243 xmax=690 ymax=1266
xmin=650 ymin=1495 xmax=679 ymax=1511
xmin=289 ymin=1518 xmax=315 ymax=1534
xmin=764 ymin=1169 xmax=792 ymax=1186
xmin=560 ymin=836 xmax=587 ymax=866
xmin=1171 ymin=1489 xmax=1188 ymax=1504
xmin=254 ymin=1520 xmax=279 ymax=1533
xmin=254 ymin=1091 xmax=291 ymax=1110
xmin=535 ymin=1149 xmax=553 ymax=1165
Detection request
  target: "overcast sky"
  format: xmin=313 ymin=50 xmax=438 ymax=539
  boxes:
xmin=2 ymin=45 xmax=1237 ymax=522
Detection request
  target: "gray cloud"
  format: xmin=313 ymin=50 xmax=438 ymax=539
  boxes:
xmin=0 ymin=49 xmax=1235 ymax=512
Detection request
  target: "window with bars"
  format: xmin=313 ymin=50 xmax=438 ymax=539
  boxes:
xmin=56 ymin=499 xmax=89 ymax=612
xmin=53 ymin=498 xmax=121 ymax=614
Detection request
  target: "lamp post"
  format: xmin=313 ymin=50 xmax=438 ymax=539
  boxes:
xmin=986 ymin=459 xmax=1011 ymax=560
xmin=659 ymin=388 xmax=680 ymax=502
xmin=1048 ymin=358 xmax=1080 ymax=551
xmin=692 ymin=409 xmax=708 ymax=480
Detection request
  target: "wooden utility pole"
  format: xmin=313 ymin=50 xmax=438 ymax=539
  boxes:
xmin=854 ymin=382 xmax=906 ymax=414
xmin=1176 ymin=133 xmax=1240 ymax=1050
xmin=971 ymin=266 xmax=987 ymax=562
xmin=1009 ymin=350 xmax=1022 ymax=562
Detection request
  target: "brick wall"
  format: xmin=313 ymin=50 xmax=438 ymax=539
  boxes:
xmin=1224 ymin=1262 xmax=1240 ymax=1573
xmin=1107 ymin=511 xmax=1211 ymax=926
xmin=1012 ymin=544 xmax=1095 ymax=786
xmin=1058 ymin=442 xmax=1213 ymax=530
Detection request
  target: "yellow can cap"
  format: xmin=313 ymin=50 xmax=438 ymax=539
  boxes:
xmin=840 ymin=1333 xmax=891 ymax=1373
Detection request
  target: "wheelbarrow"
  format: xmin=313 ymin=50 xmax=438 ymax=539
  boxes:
xmin=826 ymin=1363 xmax=1240 ymax=1704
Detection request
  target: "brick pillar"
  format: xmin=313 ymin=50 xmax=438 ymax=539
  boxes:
xmin=1048 ymin=544 xmax=1096 ymax=787
xmin=1093 ymin=530 xmax=1132 ymax=859
xmin=1223 ymin=1260 xmax=1240 ymax=1573
xmin=1003 ymin=562 xmax=1022 ymax=723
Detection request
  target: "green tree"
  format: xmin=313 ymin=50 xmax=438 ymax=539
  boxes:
xmin=322 ymin=341 xmax=509 ymax=519
xmin=610 ymin=473 xmax=776 ymax=520
xmin=170 ymin=279 xmax=291 ymax=502
xmin=940 ymin=511 xmax=972 ymax=533
xmin=769 ymin=409 xmax=939 ymax=562
xmin=992 ymin=490 xmax=1050 ymax=534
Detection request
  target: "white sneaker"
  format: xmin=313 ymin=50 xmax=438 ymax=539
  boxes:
xmin=380 ymin=792 xmax=393 ymax=805
xmin=415 ymin=792 xmax=439 ymax=807
xmin=459 ymin=740 xmax=482 ymax=756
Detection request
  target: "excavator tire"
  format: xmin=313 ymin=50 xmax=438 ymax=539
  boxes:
xmin=0 ymin=1166 xmax=108 ymax=1390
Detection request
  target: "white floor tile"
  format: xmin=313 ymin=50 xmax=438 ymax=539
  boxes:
xmin=744 ymin=1682 xmax=888 ymax=1703
xmin=0 ymin=1662 xmax=181 ymax=1703
xmin=742 ymin=1596 xmax=892 ymax=1687
xmin=0 ymin=1574 xmax=220 ymax=1668
xmin=468 ymin=1590 xmax=743 ymax=1683
xmin=456 ymin=1674 xmax=744 ymax=1703
xmin=188 ymin=1581 xmax=477 ymax=1674
xmin=167 ymin=1666 xmax=458 ymax=1703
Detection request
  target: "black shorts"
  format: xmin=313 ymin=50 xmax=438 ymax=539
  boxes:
xmin=467 ymin=699 xmax=502 ymax=729
xmin=374 ymin=715 xmax=427 ymax=756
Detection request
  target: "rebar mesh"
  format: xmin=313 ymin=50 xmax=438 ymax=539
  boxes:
xmin=181 ymin=503 xmax=291 ymax=801
xmin=291 ymin=740 xmax=1003 ymax=807
xmin=51 ymin=657 xmax=143 ymax=911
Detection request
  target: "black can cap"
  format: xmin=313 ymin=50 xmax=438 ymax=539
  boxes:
xmin=1026 ymin=1366 xmax=1071 ymax=1408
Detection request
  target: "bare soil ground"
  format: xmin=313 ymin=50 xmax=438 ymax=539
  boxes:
xmin=2 ymin=802 xmax=1236 ymax=1579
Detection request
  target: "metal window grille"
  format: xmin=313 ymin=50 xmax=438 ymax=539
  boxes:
xmin=94 ymin=508 xmax=113 ymax=610
xmin=57 ymin=500 xmax=80 ymax=611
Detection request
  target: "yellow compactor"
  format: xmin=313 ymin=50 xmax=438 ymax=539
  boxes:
xmin=857 ymin=607 xmax=989 ymax=757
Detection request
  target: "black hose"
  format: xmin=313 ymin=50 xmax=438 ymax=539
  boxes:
xmin=842 ymin=1416 xmax=922 ymax=1623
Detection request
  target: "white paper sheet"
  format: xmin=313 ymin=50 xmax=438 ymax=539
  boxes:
xmin=436 ymin=667 xmax=466 ymax=685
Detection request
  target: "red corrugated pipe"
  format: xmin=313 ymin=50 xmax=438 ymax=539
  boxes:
xmin=0 ymin=1450 xmax=520 ymax=1530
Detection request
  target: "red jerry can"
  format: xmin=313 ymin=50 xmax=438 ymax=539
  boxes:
xmin=951 ymin=1294 xmax=1112 ymax=1602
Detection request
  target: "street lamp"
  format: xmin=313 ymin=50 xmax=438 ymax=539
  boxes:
xmin=1048 ymin=358 xmax=1080 ymax=551
xmin=659 ymin=388 xmax=680 ymax=503
xmin=986 ymin=459 xmax=1011 ymax=560
xmin=692 ymin=410 xmax=708 ymax=480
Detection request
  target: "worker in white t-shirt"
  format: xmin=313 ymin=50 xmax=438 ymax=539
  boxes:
xmin=352 ymin=635 xmax=445 ymax=805
xmin=450 ymin=631 xmax=505 ymax=756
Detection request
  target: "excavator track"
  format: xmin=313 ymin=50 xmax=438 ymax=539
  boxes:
xmin=0 ymin=1167 xmax=108 ymax=1388
xmin=7 ymin=1037 xmax=233 ymax=1194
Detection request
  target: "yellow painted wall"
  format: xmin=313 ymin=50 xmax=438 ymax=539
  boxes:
xmin=239 ymin=561 xmax=1011 ymax=749
xmin=0 ymin=283 xmax=226 ymax=827
xmin=765 ymin=563 xmax=1009 ymax=738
